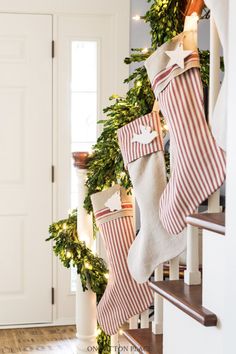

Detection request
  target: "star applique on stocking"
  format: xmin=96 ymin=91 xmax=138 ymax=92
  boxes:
xmin=165 ymin=43 xmax=193 ymax=69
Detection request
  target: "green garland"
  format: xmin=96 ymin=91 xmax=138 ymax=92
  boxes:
xmin=83 ymin=0 xmax=189 ymax=213
xmin=83 ymin=2 xmax=224 ymax=213
xmin=46 ymin=209 xmax=110 ymax=352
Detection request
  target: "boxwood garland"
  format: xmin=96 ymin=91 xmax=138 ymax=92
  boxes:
xmin=46 ymin=209 xmax=110 ymax=353
xmin=83 ymin=0 xmax=214 ymax=214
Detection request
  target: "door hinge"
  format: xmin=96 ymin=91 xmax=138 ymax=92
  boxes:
xmin=52 ymin=40 xmax=55 ymax=58
xmin=51 ymin=165 xmax=55 ymax=183
xmin=51 ymin=287 xmax=55 ymax=305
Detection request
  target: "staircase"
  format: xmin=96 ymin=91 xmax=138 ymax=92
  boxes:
xmin=123 ymin=212 xmax=225 ymax=354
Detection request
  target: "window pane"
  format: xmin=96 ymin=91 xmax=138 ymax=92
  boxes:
xmin=71 ymin=92 xmax=97 ymax=143
xmin=71 ymin=41 xmax=97 ymax=92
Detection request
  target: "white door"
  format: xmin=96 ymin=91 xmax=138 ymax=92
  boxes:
xmin=0 ymin=14 xmax=53 ymax=325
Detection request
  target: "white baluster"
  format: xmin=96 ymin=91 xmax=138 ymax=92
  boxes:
xmin=73 ymin=152 xmax=98 ymax=354
xmin=128 ymin=315 xmax=139 ymax=354
xmin=184 ymin=225 xmax=201 ymax=285
xmin=111 ymin=333 xmax=119 ymax=354
xmin=129 ymin=315 xmax=139 ymax=329
xmin=208 ymin=17 xmax=221 ymax=212
xmin=152 ymin=264 xmax=163 ymax=334
xmin=169 ymin=256 xmax=179 ymax=280
xmin=141 ymin=310 xmax=149 ymax=329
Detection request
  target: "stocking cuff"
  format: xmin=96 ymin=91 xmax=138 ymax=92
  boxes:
xmin=117 ymin=111 xmax=164 ymax=168
xmin=145 ymin=31 xmax=200 ymax=96
xmin=91 ymin=185 xmax=133 ymax=226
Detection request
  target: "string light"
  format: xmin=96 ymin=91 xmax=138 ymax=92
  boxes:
xmin=119 ymin=329 xmax=124 ymax=335
xmin=141 ymin=47 xmax=149 ymax=54
xmin=63 ymin=223 xmax=67 ymax=230
xmin=136 ymin=80 xmax=142 ymax=88
xmin=104 ymin=273 xmax=109 ymax=280
xmin=85 ymin=262 xmax=92 ymax=270
xmin=132 ymin=14 xmax=141 ymax=21
xmin=119 ymin=172 xmax=126 ymax=178
xmin=66 ymin=251 xmax=72 ymax=259
xmin=96 ymin=328 xmax=102 ymax=336
xmin=163 ymin=124 xmax=169 ymax=131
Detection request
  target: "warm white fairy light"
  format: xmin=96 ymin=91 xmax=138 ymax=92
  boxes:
xmin=120 ymin=171 xmax=126 ymax=177
xmin=104 ymin=273 xmax=109 ymax=280
xmin=142 ymin=47 xmax=149 ymax=54
xmin=163 ymin=124 xmax=169 ymax=131
xmin=66 ymin=251 xmax=72 ymax=259
xmin=85 ymin=262 xmax=92 ymax=270
xmin=132 ymin=14 xmax=141 ymax=21
xmin=63 ymin=223 xmax=67 ymax=230
xmin=119 ymin=329 xmax=124 ymax=335
xmin=96 ymin=328 xmax=102 ymax=336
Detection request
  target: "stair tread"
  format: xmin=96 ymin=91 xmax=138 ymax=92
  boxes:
xmin=149 ymin=280 xmax=217 ymax=327
xmin=123 ymin=328 xmax=163 ymax=354
xmin=186 ymin=212 xmax=225 ymax=235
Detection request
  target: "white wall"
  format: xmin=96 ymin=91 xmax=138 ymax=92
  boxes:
xmin=223 ymin=0 xmax=236 ymax=352
xmin=163 ymin=230 xmax=224 ymax=354
xmin=164 ymin=301 xmax=223 ymax=354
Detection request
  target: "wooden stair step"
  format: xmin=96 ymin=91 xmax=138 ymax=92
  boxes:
xmin=123 ymin=328 xmax=163 ymax=354
xmin=149 ymin=280 xmax=217 ymax=327
xmin=186 ymin=212 xmax=225 ymax=235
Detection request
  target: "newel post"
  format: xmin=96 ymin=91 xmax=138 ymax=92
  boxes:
xmin=72 ymin=152 xmax=98 ymax=354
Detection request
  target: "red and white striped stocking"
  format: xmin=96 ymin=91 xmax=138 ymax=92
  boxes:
xmin=145 ymin=32 xmax=226 ymax=235
xmin=91 ymin=185 xmax=153 ymax=335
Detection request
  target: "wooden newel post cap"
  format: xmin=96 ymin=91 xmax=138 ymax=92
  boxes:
xmin=185 ymin=0 xmax=205 ymax=16
xmin=72 ymin=152 xmax=89 ymax=170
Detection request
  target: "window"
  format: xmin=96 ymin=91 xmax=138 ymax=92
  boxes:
xmin=70 ymin=41 xmax=98 ymax=208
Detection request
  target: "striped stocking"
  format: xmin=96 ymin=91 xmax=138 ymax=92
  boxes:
xmin=91 ymin=185 xmax=153 ymax=335
xmin=145 ymin=32 xmax=226 ymax=235
xmin=117 ymin=112 xmax=186 ymax=283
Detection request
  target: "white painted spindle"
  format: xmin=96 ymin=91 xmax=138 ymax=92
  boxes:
xmin=152 ymin=264 xmax=163 ymax=334
xmin=141 ymin=310 xmax=149 ymax=329
xmin=184 ymin=225 xmax=201 ymax=285
xmin=129 ymin=315 xmax=139 ymax=329
xmin=169 ymin=256 xmax=180 ymax=280
xmin=129 ymin=190 xmax=140 ymax=332
xmin=73 ymin=152 xmax=98 ymax=354
xmin=111 ymin=333 xmax=119 ymax=354
xmin=128 ymin=315 xmax=139 ymax=354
